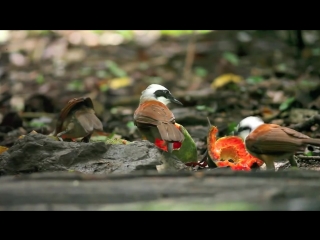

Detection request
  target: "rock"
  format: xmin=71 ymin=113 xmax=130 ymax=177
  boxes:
xmin=0 ymin=133 xmax=187 ymax=176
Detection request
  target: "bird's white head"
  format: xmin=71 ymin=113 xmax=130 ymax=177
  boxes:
xmin=234 ymin=116 xmax=264 ymax=140
xmin=140 ymin=84 xmax=182 ymax=106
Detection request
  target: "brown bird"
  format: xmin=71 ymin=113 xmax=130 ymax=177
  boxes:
xmin=52 ymin=97 xmax=103 ymax=143
xmin=134 ymin=84 xmax=184 ymax=152
xmin=234 ymin=116 xmax=320 ymax=170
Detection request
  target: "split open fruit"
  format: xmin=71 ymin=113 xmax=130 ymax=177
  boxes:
xmin=207 ymin=126 xmax=264 ymax=171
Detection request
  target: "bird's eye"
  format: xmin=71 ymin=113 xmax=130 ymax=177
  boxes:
xmin=238 ymin=126 xmax=250 ymax=132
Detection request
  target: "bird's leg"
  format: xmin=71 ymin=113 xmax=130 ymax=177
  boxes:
xmin=264 ymin=159 xmax=275 ymax=171
xmin=57 ymin=136 xmax=64 ymax=142
xmin=56 ymin=130 xmax=68 ymax=142
xmin=56 ymin=122 xmax=75 ymax=142
xmin=288 ymin=155 xmax=298 ymax=167
xmin=288 ymin=155 xmax=299 ymax=170
xmin=81 ymin=133 xmax=92 ymax=143
xmin=167 ymin=142 xmax=173 ymax=153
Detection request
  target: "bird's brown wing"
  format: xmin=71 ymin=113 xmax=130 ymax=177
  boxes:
xmin=134 ymin=102 xmax=175 ymax=124
xmin=134 ymin=102 xmax=184 ymax=142
xmin=76 ymin=108 xmax=103 ymax=133
xmin=246 ymin=125 xmax=308 ymax=155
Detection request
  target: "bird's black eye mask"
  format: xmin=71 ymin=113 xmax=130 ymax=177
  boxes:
xmin=237 ymin=126 xmax=251 ymax=133
xmin=154 ymin=89 xmax=170 ymax=98
xmin=154 ymin=89 xmax=183 ymax=105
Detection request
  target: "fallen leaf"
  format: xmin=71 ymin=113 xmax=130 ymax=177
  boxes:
xmin=109 ymin=77 xmax=132 ymax=89
xmin=279 ymin=97 xmax=295 ymax=111
xmin=211 ymin=74 xmax=243 ymax=89
xmin=0 ymin=146 xmax=8 ymax=154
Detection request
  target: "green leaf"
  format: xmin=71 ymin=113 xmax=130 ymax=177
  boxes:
xmin=279 ymin=97 xmax=295 ymax=111
xmin=67 ymin=80 xmax=84 ymax=91
xmin=196 ymin=105 xmax=206 ymax=111
xmin=299 ymin=80 xmax=318 ymax=88
xmin=276 ymin=63 xmax=286 ymax=72
xmin=99 ymin=84 xmax=109 ymax=92
xmin=246 ymin=76 xmax=263 ymax=84
xmin=115 ymin=30 xmax=134 ymax=40
xmin=160 ymin=30 xmax=212 ymax=36
xmin=195 ymin=105 xmax=215 ymax=113
xmin=92 ymin=30 xmax=104 ymax=35
xmin=36 ymin=74 xmax=45 ymax=84
xmin=139 ymin=62 xmax=149 ymax=70
xmin=96 ymin=70 xmax=108 ymax=78
xmin=160 ymin=30 xmax=194 ymax=36
xmin=105 ymin=60 xmax=127 ymax=78
xmin=29 ymin=121 xmax=46 ymax=128
xmin=305 ymin=151 xmax=313 ymax=156
xmin=126 ymin=121 xmax=135 ymax=129
xmin=110 ymin=108 xmax=118 ymax=114
xmin=90 ymin=135 xmax=109 ymax=142
xmin=108 ymin=132 xmax=115 ymax=139
xmin=194 ymin=67 xmax=208 ymax=77
xmin=227 ymin=122 xmax=238 ymax=135
xmin=312 ymin=48 xmax=320 ymax=56
xmin=223 ymin=52 xmax=239 ymax=66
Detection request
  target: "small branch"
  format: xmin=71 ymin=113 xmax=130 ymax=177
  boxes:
xmin=183 ymin=30 xmax=197 ymax=84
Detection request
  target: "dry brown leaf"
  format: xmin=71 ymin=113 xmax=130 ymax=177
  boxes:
xmin=0 ymin=146 xmax=8 ymax=154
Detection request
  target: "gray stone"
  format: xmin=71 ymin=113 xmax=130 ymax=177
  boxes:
xmin=0 ymin=132 xmax=187 ymax=176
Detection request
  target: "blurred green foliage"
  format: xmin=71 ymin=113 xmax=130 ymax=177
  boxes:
xmin=67 ymin=79 xmax=84 ymax=91
xmin=223 ymin=52 xmax=239 ymax=66
xmin=27 ymin=30 xmax=213 ymax=40
xmin=194 ymin=67 xmax=208 ymax=77
xmin=228 ymin=122 xmax=238 ymax=135
xmin=105 ymin=60 xmax=127 ymax=78
xmin=246 ymin=76 xmax=264 ymax=84
xmin=196 ymin=105 xmax=216 ymax=113
xmin=160 ymin=30 xmax=212 ymax=36
xmin=279 ymin=97 xmax=295 ymax=111
xmin=36 ymin=74 xmax=45 ymax=84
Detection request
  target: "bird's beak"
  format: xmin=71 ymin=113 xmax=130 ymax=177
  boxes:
xmin=168 ymin=94 xmax=183 ymax=105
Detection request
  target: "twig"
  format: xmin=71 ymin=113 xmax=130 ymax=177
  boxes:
xmin=183 ymin=30 xmax=197 ymax=84
xmin=296 ymin=155 xmax=320 ymax=161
